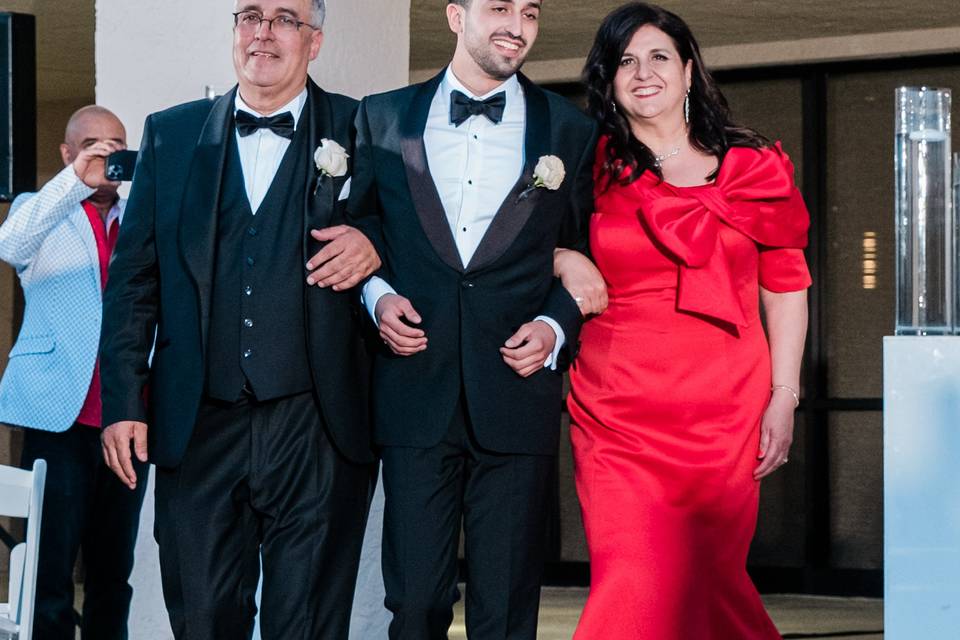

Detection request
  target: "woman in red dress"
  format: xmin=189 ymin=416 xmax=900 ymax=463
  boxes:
xmin=558 ymin=3 xmax=810 ymax=638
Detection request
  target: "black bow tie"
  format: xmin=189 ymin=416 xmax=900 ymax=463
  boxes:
xmin=235 ymin=110 xmax=296 ymax=139
xmin=450 ymin=90 xmax=506 ymax=127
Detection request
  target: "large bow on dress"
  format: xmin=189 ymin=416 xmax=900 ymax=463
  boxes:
xmin=632 ymin=143 xmax=810 ymax=327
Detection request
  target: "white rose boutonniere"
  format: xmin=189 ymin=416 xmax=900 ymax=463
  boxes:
xmin=519 ymin=155 xmax=565 ymax=200
xmin=314 ymin=139 xmax=349 ymax=177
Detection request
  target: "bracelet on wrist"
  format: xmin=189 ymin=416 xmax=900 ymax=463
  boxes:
xmin=771 ymin=384 xmax=800 ymax=408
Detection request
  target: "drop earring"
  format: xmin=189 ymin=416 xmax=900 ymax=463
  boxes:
xmin=684 ymin=89 xmax=690 ymax=124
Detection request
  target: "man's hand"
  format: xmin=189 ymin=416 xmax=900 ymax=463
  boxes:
xmin=306 ymin=225 xmax=382 ymax=291
xmin=500 ymin=320 xmax=557 ymax=377
xmin=554 ymin=248 xmax=608 ymax=316
xmin=375 ymin=294 xmax=427 ymax=356
xmin=101 ymin=421 xmax=148 ymax=490
xmin=73 ymin=140 xmax=126 ymax=190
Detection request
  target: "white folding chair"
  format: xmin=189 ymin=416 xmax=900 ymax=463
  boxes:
xmin=0 ymin=459 xmax=46 ymax=640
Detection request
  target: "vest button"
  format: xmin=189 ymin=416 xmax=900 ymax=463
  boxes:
xmin=244 ymin=318 xmax=254 ymax=328
xmin=243 ymin=349 xmax=253 ymax=359
xmin=248 ymin=227 xmax=258 ymax=236
xmin=461 ymin=281 xmax=474 ymax=289
xmin=246 ymin=257 xmax=255 ymax=266
xmin=244 ymin=286 xmax=253 ymax=296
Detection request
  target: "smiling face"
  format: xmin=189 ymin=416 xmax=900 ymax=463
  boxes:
xmin=448 ymin=0 xmax=541 ymax=84
xmin=613 ymin=24 xmax=692 ymax=128
xmin=233 ymin=0 xmax=323 ymax=107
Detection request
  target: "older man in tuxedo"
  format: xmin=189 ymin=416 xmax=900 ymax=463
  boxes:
xmin=99 ymin=1 xmax=380 ymax=637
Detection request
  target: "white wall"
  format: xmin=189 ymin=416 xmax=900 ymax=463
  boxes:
xmin=96 ymin=0 xmax=410 ymax=151
xmin=94 ymin=2 xmax=410 ymax=638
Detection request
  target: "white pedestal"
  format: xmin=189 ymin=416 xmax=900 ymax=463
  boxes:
xmin=884 ymin=336 xmax=960 ymax=638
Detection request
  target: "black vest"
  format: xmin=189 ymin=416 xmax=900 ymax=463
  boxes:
xmin=206 ymin=117 xmax=313 ymax=401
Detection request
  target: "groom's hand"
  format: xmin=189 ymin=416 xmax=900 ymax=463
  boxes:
xmin=500 ymin=320 xmax=556 ymax=378
xmin=306 ymin=225 xmax=382 ymax=291
xmin=101 ymin=420 xmax=149 ymax=490
xmin=376 ymin=294 xmax=427 ymax=356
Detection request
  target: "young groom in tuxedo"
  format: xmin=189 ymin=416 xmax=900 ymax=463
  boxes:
xmin=98 ymin=1 xmax=380 ymax=637
xmin=348 ymin=1 xmax=598 ymax=638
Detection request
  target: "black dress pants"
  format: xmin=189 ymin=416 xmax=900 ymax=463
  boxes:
xmin=153 ymin=391 xmax=374 ymax=640
xmin=20 ymin=422 xmax=148 ymax=640
xmin=380 ymin=399 xmax=556 ymax=640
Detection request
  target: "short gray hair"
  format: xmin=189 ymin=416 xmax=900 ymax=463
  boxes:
xmin=311 ymin=0 xmax=326 ymax=28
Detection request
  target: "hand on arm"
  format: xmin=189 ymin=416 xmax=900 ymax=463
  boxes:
xmin=501 ymin=320 xmax=557 ymax=378
xmin=375 ymin=293 xmax=427 ymax=356
xmin=312 ymin=99 xmax=387 ymax=292
xmin=754 ymin=287 xmax=808 ymax=480
xmin=101 ymin=421 xmax=148 ymax=490
xmin=554 ymin=248 xmax=608 ymax=316
xmin=305 ymin=225 xmax=382 ymax=291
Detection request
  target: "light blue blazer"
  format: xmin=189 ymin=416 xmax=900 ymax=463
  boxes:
xmin=0 ymin=166 xmax=125 ymax=432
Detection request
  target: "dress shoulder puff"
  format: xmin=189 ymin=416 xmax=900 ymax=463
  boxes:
xmin=720 ymin=141 xmax=799 ymax=191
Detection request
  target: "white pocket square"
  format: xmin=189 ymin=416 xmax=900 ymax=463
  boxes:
xmin=338 ymin=177 xmax=351 ymax=202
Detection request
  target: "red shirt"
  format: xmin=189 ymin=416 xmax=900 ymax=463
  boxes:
xmin=75 ymin=200 xmax=120 ymax=428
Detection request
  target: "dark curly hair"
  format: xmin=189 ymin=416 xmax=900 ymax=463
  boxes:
xmin=583 ymin=2 xmax=769 ymax=186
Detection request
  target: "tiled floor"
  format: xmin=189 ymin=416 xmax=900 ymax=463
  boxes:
xmin=449 ymin=587 xmax=884 ymax=639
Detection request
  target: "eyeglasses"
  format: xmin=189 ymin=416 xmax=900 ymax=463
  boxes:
xmin=232 ymin=11 xmax=318 ymax=36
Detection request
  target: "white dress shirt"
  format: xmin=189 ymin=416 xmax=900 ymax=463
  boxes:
xmin=234 ymin=89 xmax=308 ymax=213
xmin=429 ymin=69 xmax=526 ymax=266
xmin=362 ymin=68 xmax=565 ymax=368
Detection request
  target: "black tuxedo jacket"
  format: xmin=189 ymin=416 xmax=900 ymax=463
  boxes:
xmin=348 ymin=70 xmax=598 ymax=455
xmin=100 ymin=80 xmax=373 ymax=467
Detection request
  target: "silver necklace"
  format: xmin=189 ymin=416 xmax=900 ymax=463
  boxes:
xmin=653 ymin=145 xmax=681 ymax=168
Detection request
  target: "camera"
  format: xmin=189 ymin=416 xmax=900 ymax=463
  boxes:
xmin=105 ymin=150 xmax=138 ymax=182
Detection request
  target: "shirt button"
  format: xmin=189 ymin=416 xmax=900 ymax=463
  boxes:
xmin=473 ymin=134 xmax=478 ymax=140
xmin=246 ymin=257 xmax=255 ymax=266
xmin=244 ymin=318 xmax=254 ymax=328
xmin=248 ymin=227 xmax=257 ymax=236
xmin=245 ymin=286 xmax=253 ymax=296
xmin=462 ymin=227 xmax=467 ymax=232
xmin=243 ymin=349 xmax=253 ymax=358
xmin=468 ymin=180 xmax=473 ymax=185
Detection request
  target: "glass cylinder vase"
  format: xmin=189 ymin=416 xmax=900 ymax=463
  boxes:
xmin=894 ymin=86 xmax=953 ymax=335
xmin=955 ymin=152 xmax=960 ymax=335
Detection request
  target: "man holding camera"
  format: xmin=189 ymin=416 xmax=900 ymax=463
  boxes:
xmin=0 ymin=105 xmax=145 ymax=640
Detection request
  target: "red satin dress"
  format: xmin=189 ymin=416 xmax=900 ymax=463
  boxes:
xmin=568 ymin=141 xmax=811 ymax=639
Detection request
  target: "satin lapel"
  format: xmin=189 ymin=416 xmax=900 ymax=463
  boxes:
xmin=400 ymin=70 xmax=464 ymax=272
xmin=302 ymin=80 xmax=338 ymax=263
xmin=466 ymin=74 xmax=551 ymax=273
xmin=68 ymin=209 xmax=102 ymax=290
xmin=177 ymin=86 xmax=235 ymax=350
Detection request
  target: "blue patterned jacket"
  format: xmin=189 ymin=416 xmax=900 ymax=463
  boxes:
xmin=0 ymin=166 xmax=125 ymax=431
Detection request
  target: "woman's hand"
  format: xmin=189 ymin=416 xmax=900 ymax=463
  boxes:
xmin=754 ymin=390 xmax=796 ymax=480
xmin=554 ymin=248 xmax=608 ymax=316
xmin=756 ymin=287 xmax=807 ymax=480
